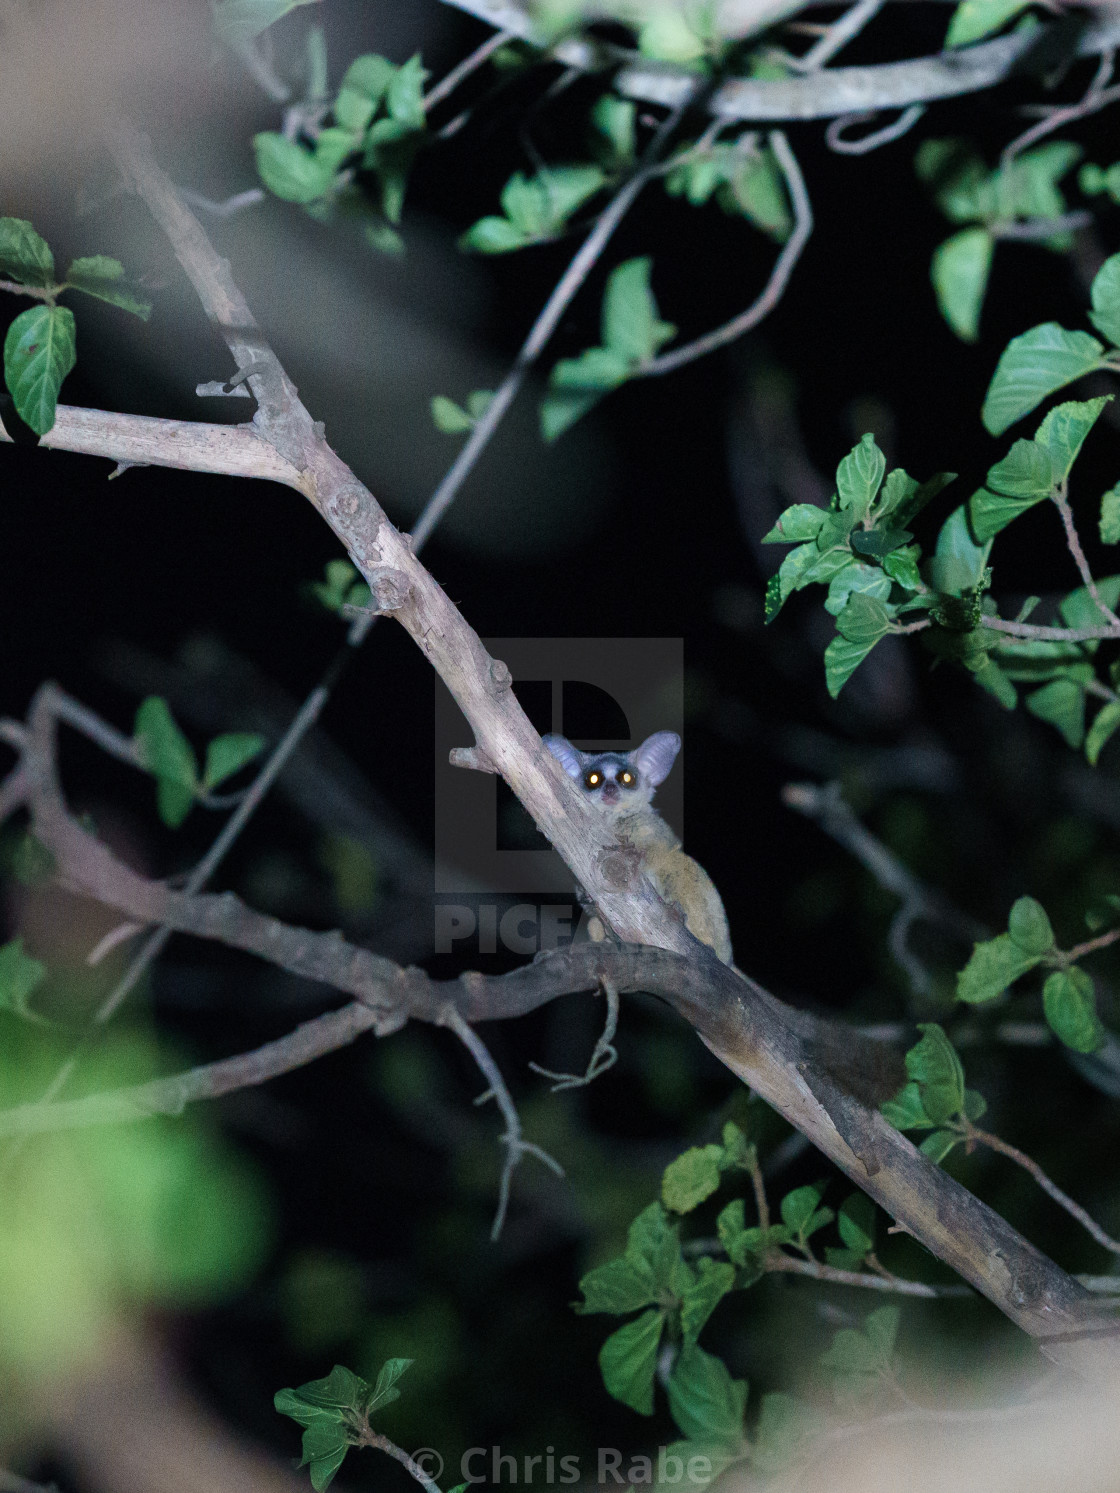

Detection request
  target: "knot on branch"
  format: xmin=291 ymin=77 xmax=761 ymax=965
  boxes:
xmin=328 ymin=484 xmax=370 ymax=523
xmin=367 ymin=567 xmax=412 ymax=614
xmin=489 ymin=658 xmax=512 ymax=691
xmin=595 ymin=845 xmax=642 ymax=893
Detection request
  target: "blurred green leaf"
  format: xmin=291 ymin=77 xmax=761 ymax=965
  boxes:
xmin=1026 ymin=675 xmax=1088 ymax=749
xmin=880 ymin=1080 xmax=933 ymax=1130
xmin=1099 ymin=485 xmax=1120 ymax=544
xmin=540 ymin=346 xmax=631 ymax=441
xmin=599 ymin=1308 xmax=664 ymax=1414
xmin=0 ymin=938 xmax=47 ymax=1023
xmin=957 ymin=933 xmax=1042 ymax=1003
xmin=63 ymin=256 xmax=151 ymax=319
xmin=202 ymin=732 xmax=265 ymax=791
xmin=903 ymin=1024 xmax=966 ymax=1124
xmin=1007 ymin=895 xmax=1055 ymax=955
xmin=679 ymin=1258 xmax=736 ymax=1344
xmin=931 ymin=227 xmax=992 ymax=342
xmin=431 ymin=395 xmax=474 ymax=433
xmin=1042 ymin=967 xmax=1105 ymax=1052
xmin=602 ymin=257 xmax=675 ymax=364
xmin=576 ymin=1257 xmax=659 ymax=1315
xmin=134 ymin=696 xmax=199 ymax=827
xmin=1086 ymin=700 xmax=1120 ymax=765
xmin=1089 ymin=252 xmax=1120 ymax=347
xmin=946 ymin=0 xmax=1032 ymax=47
xmin=335 ymin=54 xmax=396 ymax=132
xmin=837 ymin=1193 xmax=876 ymax=1256
xmin=662 ymin=1144 xmax=723 ymax=1214
xmin=590 ymin=94 xmax=636 ymax=164
xmin=667 ymin=1344 xmax=747 ymax=1446
xmin=254 ymin=133 xmax=335 ymax=203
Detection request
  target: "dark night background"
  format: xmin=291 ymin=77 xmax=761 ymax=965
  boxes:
xmin=2 ymin=2 xmax=1120 ymax=1487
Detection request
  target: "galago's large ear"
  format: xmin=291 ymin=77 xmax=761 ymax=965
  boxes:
xmin=632 ymin=731 xmax=681 ymax=787
xmin=542 ymin=734 xmax=584 ymax=780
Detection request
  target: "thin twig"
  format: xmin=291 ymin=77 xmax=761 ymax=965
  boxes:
xmin=356 ymin=1432 xmax=444 ymax=1493
xmin=968 ymin=1124 xmax=1120 ymax=1257
xmin=747 ymin=1144 xmax=771 ymax=1232
xmin=443 ymin=1004 xmax=565 ymax=1240
xmin=529 ymin=976 xmax=619 ymax=1089
xmin=981 ymin=615 xmax=1120 ymax=642
xmin=1053 ymin=488 xmax=1120 ymax=630
xmin=412 ymin=102 xmax=687 ymax=548
xmin=1001 ymin=51 xmax=1120 ymax=166
xmin=766 ymin=1251 xmax=970 ymax=1297
xmin=993 ymin=211 xmax=1092 ymax=240
xmin=1059 ymin=926 xmax=1120 ymax=965
xmin=423 ymin=28 xmax=514 ymax=111
xmin=178 ymin=186 xmax=267 ymax=219
xmin=794 ymin=0 xmax=885 ymax=71
xmin=640 ymin=131 xmax=811 ymax=376
xmin=826 ymin=103 xmax=925 ymax=154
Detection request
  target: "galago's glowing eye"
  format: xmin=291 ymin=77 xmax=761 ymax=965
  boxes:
xmin=586 ymin=771 xmax=601 ymax=788
xmin=620 ymin=770 xmax=635 ymax=787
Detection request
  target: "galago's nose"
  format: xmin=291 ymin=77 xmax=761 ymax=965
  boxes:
xmin=602 ymin=781 xmax=620 ymax=803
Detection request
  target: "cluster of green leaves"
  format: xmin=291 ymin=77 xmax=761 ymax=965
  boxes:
xmin=881 ymin=1023 xmax=988 ymax=1163
xmin=1081 ymin=161 xmax=1120 ymax=207
xmin=956 ymin=896 xmax=1106 ymax=1052
xmin=461 ymin=165 xmax=607 ymax=254
xmin=664 ymin=134 xmax=792 ymax=242
xmin=763 ymin=433 xmax=955 ymax=697
xmin=308 ymin=558 xmax=371 ymax=615
xmin=133 ymin=696 xmax=264 ymax=828
xmin=0 ymin=218 xmax=150 ymax=434
xmin=275 ymin=1359 xmax=412 ymax=1491
xmin=540 ymin=257 xmax=675 ymax=440
xmin=766 ymin=255 xmax=1120 ymax=725
xmin=254 ymin=52 xmax=427 ymax=254
xmin=916 ymin=140 xmax=1081 ymax=342
xmin=0 ymin=937 xmax=47 ymax=1023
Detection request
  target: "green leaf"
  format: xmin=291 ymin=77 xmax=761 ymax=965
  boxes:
xmin=1007 ymin=895 xmax=1055 ymax=956
xmin=920 ymin=1129 xmax=962 ymax=1163
xmin=890 ymin=469 xmax=958 ymax=529
xmin=459 ymin=216 xmax=528 ymax=254
xmin=1086 ymin=700 xmax=1120 ymax=765
xmin=946 ymin=0 xmax=1032 ymax=47
xmin=202 ymin=733 xmax=265 ymax=791
xmin=366 ymin=1356 xmax=412 ymax=1414
xmin=849 ymin=527 xmax=913 ymax=558
xmin=833 ymin=591 xmax=892 ymax=643
xmin=0 ymin=938 xmax=47 ymax=1022
xmin=982 ymin=323 xmax=1106 ymax=436
xmin=963 ymin=1088 xmax=988 ymax=1122
xmin=996 ymin=141 xmax=1081 ymax=222
xmin=62 ymin=256 xmax=151 ymax=319
xmin=1026 ymin=676 xmax=1087 ymax=749
xmin=0 ymin=217 xmax=55 ymax=287
xmin=1035 ymin=397 xmax=1111 ymax=486
xmin=662 ymin=1144 xmax=724 ymax=1214
xmin=638 ymin=10 xmax=706 ymax=61
xmin=1059 ymin=575 xmax=1120 ymax=633
xmin=576 ymin=1257 xmax=659 ymax=1315
xmin=386 ymin=55 xmax=427 ymax=129
xmin=540 ymin=347 xmax=631 ymax=441
xmin=364 ymin=222 xmax=406 ymax=257
xmin=430 ymin=395 xmax=474 ymax=433
xmin=679 ymin=1258 xmax=737 ymax=1345
xmin=291 ymin=1364 xmax=370 ymax=1410
xmin=823 ymin=560 xmax=891 ymax=618
xmin=626 ymin=1202 xmax=681 ymax=1292
xmin=931 ymin=227 xmax=992 ymax=342
xmin=4 ymin=304 xmax=76 ymax=435
xmin=1099 ymin=485 xmax=1120 ymax=545
xmin=335 ymin=53 xmax=396 ymax=132
xmin=824 ymin=632 xmax=882 ymax=699
xmin=212 ymin=0 xmax=318 ymax=47
xmin=667 ymin=1345 xmax=747 ymax=1447
xmin=836 ymin=434 xmax=886 ymax=522
xmin=599 ymin=1308 xmax=664 ymax=1414
xmin=1088 ymin=252 xmax=1120 ymax=348
xmin=779 ymin=1182 xmax=832 ymax=1242
xmin=590 ymin=94 xmax=636 ymax=164
xmin=971 ymin=656 xmax=1018 ymax=709
xmin=135 ymin=696 xmax=199 ymax=827
xmin=819 ymin=1306 xmax=900 ymax=1396
xmin=880 ymin=1081 xmax=933 ymax=1130
xmin=719 ymin=1121 xmax=752 ymax=1170
xmin=929 ymin=504 xmax=991 ymax=595
xmin=602 ymin=257 xmax=675 ymax=364
xmin=904 ymin=1024 xmax=966 ymax=1124
xmin=987 ymin=438 xmax=1052 ymax=499
xmin=467 ymin=389 xmax=494 ymax=419
xmin=253 ymin=133 xmax=335 ymax=203
xmin=718 ymin=147 xmax=793 ymax=241
xmin=837 ymin=1193 xmax=876 ymax=1256
xmin=957 ymin=933 xmax=1042 ymax=1003
xmin=883 ymin=545 xmax=923 ymax=592
xmin=752 ymin=1394 xmax=824 ymax=1476
xmin=1042 ymin=967 xmax=1105 ymax=1053
xmin=968 ymin=485 xmax=1046 ymax=544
